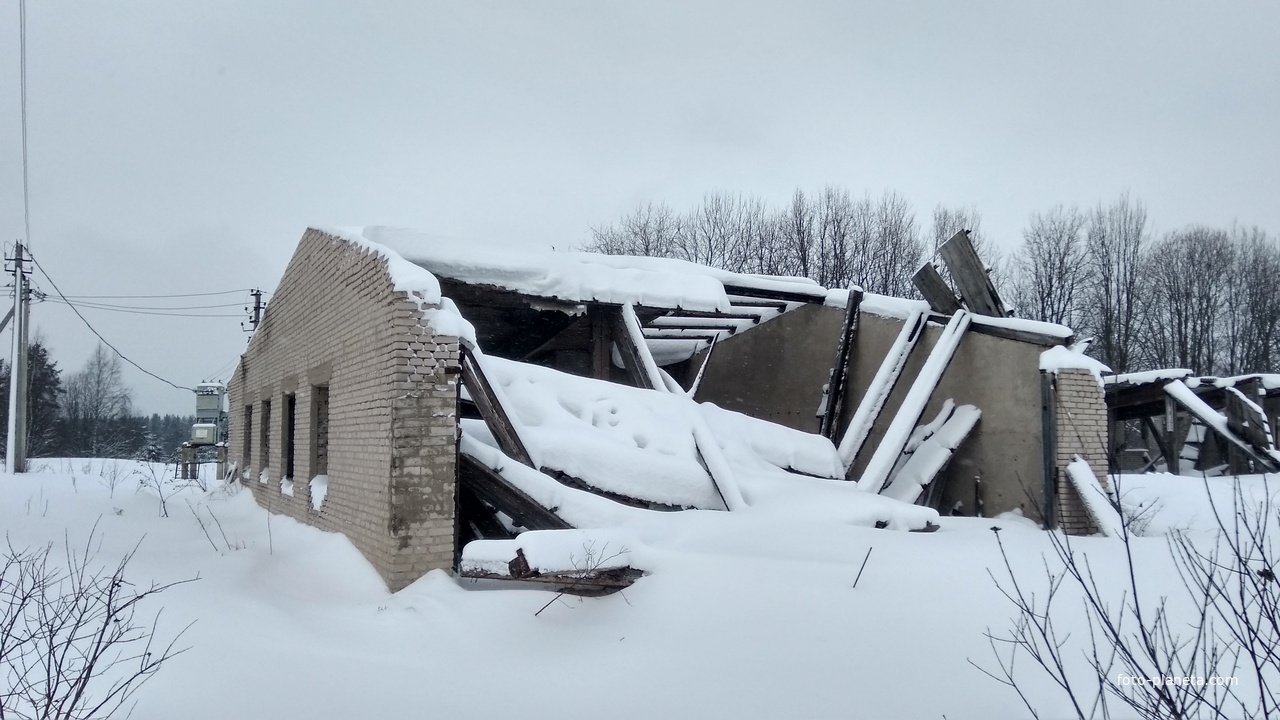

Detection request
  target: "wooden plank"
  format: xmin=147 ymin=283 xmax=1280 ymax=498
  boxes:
xmin=1164 ymin=381 xmax=1277 ymax=473
xmin=726 ymin=299 xmax=790 ymax=313
xmin=721 ymin=284 xmax=825 ymax=304
xmin=459 ymin=566 xmax=642 ymax=591
xmin=590 ymin=305 xmax=612 ymax=381
xmin=460 ymin=349 xmax=534 ymax=467
xmin=937 ymin=230 xmax=1008 ymax=317
xmin=640 ymin=307 xmax=763 ymax=323
xmin=819 ymin=289 xmax=863 ymax=440
xmin=1041 ymin=373 xmax=1057 ymax=527
xmin=1223 ymin=387 xmax=1273 ymax=452
xmin=966 ymin=319 xmax=1069 ymax=347
xmin=912 ymin=263 xmax=962 ymax=315
xmin=642 ymin=333 xmax=721 ymax=343
xmin=646 ymin=320 xmax=742 ymax=333
xmin=458 ymin=452 xmax=571 ymax=531
xmin=1163 ymin=394 xmax=1181 ymax=475
xmin=859 ymin=311 xmax=972 ymax=494
xmin=611 ymin=305 xmax=663 ymax=390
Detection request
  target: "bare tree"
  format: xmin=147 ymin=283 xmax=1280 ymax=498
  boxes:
xmin=1083 ymin=193 xmax=1149 ymax=374
xmin=59 ymin=345 xmax=136 ymax=458
xmin=1009 ymin=205 xmax=1090 ymax=326
xmin=1141 ymin=227 xmax=1233 ymax=374
xmin=1222 ymin=225 xmax=1280 ymax=375
xmin=931 ymin=204 xmax=1008 ymax=292
xmin=1 ymin=527 xmax=195 ymax=719
xmin=586 ymin=202 xmax=682 ymax=258
xmin=868 ymin=191 xmax=924 ymax=297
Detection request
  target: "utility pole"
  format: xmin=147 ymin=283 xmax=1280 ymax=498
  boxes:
xmin=243 ymin=288 xmax=264 ymax=333
xmin=6 ymin=241 xmax=31 ymax=473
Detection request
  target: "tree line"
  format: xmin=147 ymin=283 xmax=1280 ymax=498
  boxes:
xmin=586 ymin=189 xmax=1279 ymax=376
xmin=0 ymin=341 xmax=197 ymax=461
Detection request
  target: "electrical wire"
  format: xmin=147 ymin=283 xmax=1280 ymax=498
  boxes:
xmin=45 ymin=298 xmax=245 ymax=312
xmin=43 ymin=300 xmax=244 ymax=318
xmin=61 ymin=289 xmax=257 ymax=300
xmin=27 ymin=252 xmax=195 ymax=392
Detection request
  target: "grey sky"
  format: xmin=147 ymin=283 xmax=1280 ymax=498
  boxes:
xmin=1 ymin=1 xmax=1277 ymax=415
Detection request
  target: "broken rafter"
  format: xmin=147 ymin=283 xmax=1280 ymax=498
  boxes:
xmin=819 ymin=288 xmax=863 ymax=441
xmin=721 ymin=285 xmax=824 ymax=305
xmin=838 ymin=311 xmax=928 ymax=471
xmin=912 ymin=263 xmax=962 ymax=315
xmin=460 ymin=348 xmax=534 ymax=467
xmin=859 ymin=311 xmax=972 ymax=494
xmin=938 ymin=230 xmax=1008 ymax=317
xmin=613 ymin=303 xmax=667 ymax=391
xmin=1163 ymin=381 xmax=1278 ymax=473
xmin=458 ymin=453 xmax=571 ymax=531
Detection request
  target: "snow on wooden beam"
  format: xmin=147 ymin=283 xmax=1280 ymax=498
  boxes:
xmin=611 ymin=303 xmax=668 ymax=391
xmin=838 ymin=311 xmax=927 ymax=473
xmin=1065 ymin=457 xmax=1124 ymax=537
xmin=1163 ymin=380 xmax=1279 ymax=473
xmin=686 ymin=406 xmax=747 ymax=511
xmin=459 ymin=530 xmax=642 ymax=591
xmin=912 ymin=262 xmax=962 ymax=315
xmin=460 ymin=348 xmax=535 ymax=468
xmin=458 ymin=452 xmax=572 ymax=531
xmin=882 ymin=401 xmax=981 ymax=507
xmin=819 ymin=289 xmax=864 ymax=441
xmin=938 ymin=230 xmax=1008 ymax=317
xmin=858 ymin=311 xmax=972 ymax=494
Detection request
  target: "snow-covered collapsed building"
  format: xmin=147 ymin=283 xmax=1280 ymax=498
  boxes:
xmin=228 ymin=227 xmax=1111 ymax=591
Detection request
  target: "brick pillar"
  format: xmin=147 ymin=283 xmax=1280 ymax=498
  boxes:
xmin=1053 ymin=369 xmax=1111 ymax=535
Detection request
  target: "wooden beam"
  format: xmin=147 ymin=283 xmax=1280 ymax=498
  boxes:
xmin=938 ymin=230 xmax=1008 ymax=317
xmin=1163 ymin=394 xmax=1181 ymax=475
xmin=726 ymin=299 xmax=790 ymax=313
xmin=912 ymin=263 xmax=962 ymax=315
xmin=458 ymin=453 xmax=571 ymax=531
xmin=642 ymin=333 xmax=720 ymax=343
xmin=721 ymin=284 xmax=825 ymax=304
xmin=460 ymin=349 xmax=534 ymax=467
xmin=819 ymin=289 xmax=863 ymax=440
xmin=639 ymin=307 xmax=763 ymax=323
xmin=611 ymin=305 xmax=662 ymax=390
xmin=590 ymin=305 xmax=611 ymax=381
xmin=966 ymin=319 xmax=1069 ymax=347
xmin=1041 ymin=373 xmax=1057 ymax=527
xmin=1224 ymin=387 xmax=1273 ymax=452
xmin=646 ymin=320 xmax=742 ymax=333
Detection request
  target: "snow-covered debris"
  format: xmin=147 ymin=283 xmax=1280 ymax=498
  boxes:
xmin=336 ymin=225 xmax=825 ymax=313
xmin=859 ymin=311 xmax=971 ymax=494
xmin=621 ymin=302 xmax=667 ymax=391
xmin=837 ymin=310 xmax=926 ymax=469
xmin=1105 ymin=368 xmax=1193 ymax=386
xmin=968 ymin=314 xmax=1073 ymax=341
xmin=459 ymin=529 xmax=640 ymax=578
xmin=858 ymin=292 xmax=931 ymax=320
xmin=1065 ymin=457 xmax=1124 ymax=537
xmin=1039 ymin=344 xmax=1111 ymax=386
xmin=882 ymin=403 xmax=982 ymax=505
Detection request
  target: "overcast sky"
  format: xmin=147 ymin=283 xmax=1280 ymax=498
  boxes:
xmin=1 ymin=1 xmax=1278 ymax=416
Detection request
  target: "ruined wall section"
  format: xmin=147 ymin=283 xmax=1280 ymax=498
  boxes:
xmin=228 ymin=228 xmax=458 ymax=590
xmin=1053 ymin=368 xmax=1111 ymax=535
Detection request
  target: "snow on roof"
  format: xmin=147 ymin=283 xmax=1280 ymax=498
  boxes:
xmin=1105 ymin=368 xmax=1194 ymax=386
xmin=331 ymin=225 xmax=827 ymax=312
xmin=463 ymin=354 xmax=937 ymax=529
xmin=969 ymin=314 xmax=1073 ymax=340
xmin=1040 ymin=345 xmax=1112 ymax=385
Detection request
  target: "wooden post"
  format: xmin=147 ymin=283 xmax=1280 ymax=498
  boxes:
xmin=589 ymin=305 xmax=612 ymax=381
xmin=1164 ymin=394 xmax=1181 ymax=475
xmin=1040 ymin=372 xmax=1057 ymax=528
xmin=819 ymin=289 xmax=862 ymax=440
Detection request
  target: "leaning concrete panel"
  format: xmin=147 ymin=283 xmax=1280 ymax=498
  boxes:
xmin=691 ymin=303 xmax=845 ymax=433
xmin=842 ymin=313 xmax=1046 ymax=521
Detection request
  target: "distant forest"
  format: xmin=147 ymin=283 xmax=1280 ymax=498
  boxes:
xmin=0 ymin=340 xmax=200 ymax=461
xmin=587 ymin=190 xmax=1280 ymax=377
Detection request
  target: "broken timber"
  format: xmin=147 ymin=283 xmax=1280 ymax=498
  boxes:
xmin=858 ymin=311 xmax=973 ymax=494
xmin=458 ymin=452 xmax=571 ymax=531
xmin=460 ymin=348 xmax=534 ymax=467
xmin=818 ymin=288 xmax=863 ymax=441
xmin=838 ymin=310 xmax=928 ymax=472
xmin=912 ymin=262 xmax=962 ymax=315
xmin=882 ymin=401 xmax=982 ymax=507
xmin=1163 ymin=381 xmax=1278 ymax=473
xmin=612 ymin=303 xmax=666 ymax=391
xmin=938 ymin=230 xmax=1008 ymax=317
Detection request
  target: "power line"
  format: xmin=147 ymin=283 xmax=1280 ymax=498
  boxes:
xmin=45 ymin=297 xmax=245 ymax=311
xmin=27 ymin=251 xmax=195 ymax=392
xmin=61 ymin=289 xmax=257 ymax=300
xmin=43 ymin=300 xmax=244 ymax=318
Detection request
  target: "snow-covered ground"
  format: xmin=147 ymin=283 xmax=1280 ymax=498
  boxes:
xmin=2 ymin=459 xmax=1275 ymax=719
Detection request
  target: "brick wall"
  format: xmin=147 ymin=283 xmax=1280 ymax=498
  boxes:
xmin=227 ymin=228 xmax=460 ymax=590
xmin=1053 ymin=369 xmax=1111 ymax=535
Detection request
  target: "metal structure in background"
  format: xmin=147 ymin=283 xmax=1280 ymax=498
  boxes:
xmin=181 ymin=381 xmax=229 ymax=480
xmin=5 ymin=241 xmax=32 ymax=473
